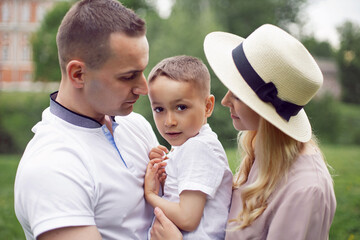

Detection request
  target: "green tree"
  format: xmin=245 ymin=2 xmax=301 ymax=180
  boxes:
xmin=301 ymin=36 xmax=334 ymax=58
xmin=336 ymin=21 xmax=360 ymax=104
xmin=208 ymin=0 xmax=307 ymax=36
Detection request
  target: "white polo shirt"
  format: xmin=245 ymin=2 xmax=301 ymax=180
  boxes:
xmin=14 ymin=92 xmax=158 ymax=240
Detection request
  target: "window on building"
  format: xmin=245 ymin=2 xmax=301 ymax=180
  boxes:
xmin=1 ymin=33 xmax=10 ymax=60
xmin=1 ymin=45 xmax=9 ymax=60
xmin=1 ymin=2 xmax=10 ymax=22
xmin=22 ymin=34 xmax=31 ymax=60
xmin=36 ymin=4 xmax=46 ymax=22
xmin=21 ymin=2 xmax=30 ymax=22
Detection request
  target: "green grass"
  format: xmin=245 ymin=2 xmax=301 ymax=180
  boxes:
xmin=2 ymin=145 xmax=359 ymax=239
xmin=0 ymin=155 xmax=24 ymax=239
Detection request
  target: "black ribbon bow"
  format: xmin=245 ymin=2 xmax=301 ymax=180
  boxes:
xmin=232 ymin=43 xmax=303 ymax=121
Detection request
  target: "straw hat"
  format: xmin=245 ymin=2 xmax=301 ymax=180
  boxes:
xmin=203 ymin=24 xmax=323 ymax=142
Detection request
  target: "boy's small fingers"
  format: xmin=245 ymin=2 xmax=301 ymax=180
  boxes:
xmin=157 ymin=145 xmax=169 ymax=153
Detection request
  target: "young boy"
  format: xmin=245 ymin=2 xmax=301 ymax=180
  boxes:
xmin=144 ymin=55 xmax=233 ymax=239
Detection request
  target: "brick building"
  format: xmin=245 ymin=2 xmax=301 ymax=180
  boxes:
xmin=0 ymin=0 xmax=59 ymax=83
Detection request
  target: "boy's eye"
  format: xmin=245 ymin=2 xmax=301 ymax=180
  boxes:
xmin=177 ymin=105 xmax=187 ymax=111
xmin=154 ymin=107 xmax=164 ymax=113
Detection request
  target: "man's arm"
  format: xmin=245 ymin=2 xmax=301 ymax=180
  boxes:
xmin=38 ymin=226 xmax=102 ymax=240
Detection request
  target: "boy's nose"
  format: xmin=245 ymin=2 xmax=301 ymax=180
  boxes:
xmin=165 ymin=112 xmax=177 ymax=127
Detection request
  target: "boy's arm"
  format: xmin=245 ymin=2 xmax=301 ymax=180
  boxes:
xmin=144 ymin=162 xmax=206 ymax=232
xmin=147 ymin=190 xmax=206 ymax=232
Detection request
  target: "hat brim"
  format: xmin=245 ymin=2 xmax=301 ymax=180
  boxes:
xmin=204 ymin=31 xmax=311 ymax=142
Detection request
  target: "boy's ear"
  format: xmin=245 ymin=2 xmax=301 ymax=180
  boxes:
xmin=205 ymin=94 xmax=215 ymax=117
xmin=66 ymin=60 xmax=86 ymax=89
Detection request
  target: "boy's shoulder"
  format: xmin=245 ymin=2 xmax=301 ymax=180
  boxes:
xmin=180 ymin=124 xmax=225 ymax=155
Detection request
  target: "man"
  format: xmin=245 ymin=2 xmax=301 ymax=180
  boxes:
xmin=14 ymin=0 xmax=158 ymax=239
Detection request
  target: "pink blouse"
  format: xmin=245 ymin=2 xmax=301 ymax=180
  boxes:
xmin=225 ymin=151 xmax=336 ymax=240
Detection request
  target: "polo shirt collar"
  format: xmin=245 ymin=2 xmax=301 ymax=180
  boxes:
xmin=50 ymin=91 xmax=111 ymax=128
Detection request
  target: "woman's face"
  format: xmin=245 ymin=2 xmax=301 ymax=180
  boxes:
xmin=221 ymin=90 xmax=260 ymax=131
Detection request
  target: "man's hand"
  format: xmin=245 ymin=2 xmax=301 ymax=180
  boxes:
xmin=150 ymin=207 xmax=183 ymax=240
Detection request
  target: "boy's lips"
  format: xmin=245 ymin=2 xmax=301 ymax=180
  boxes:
xmin=165 ymin=132 xmax=182 ymax=138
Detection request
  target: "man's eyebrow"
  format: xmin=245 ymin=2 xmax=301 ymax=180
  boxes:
xmin=116 ymin=69 xmax=143 ymax=77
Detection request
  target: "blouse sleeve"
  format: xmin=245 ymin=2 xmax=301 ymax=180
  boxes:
xmin=267 ymin=185 xmax=332 ymax=240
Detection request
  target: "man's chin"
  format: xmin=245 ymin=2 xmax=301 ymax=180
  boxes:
xmin=116 ymin=107 xmax=133 ymax=117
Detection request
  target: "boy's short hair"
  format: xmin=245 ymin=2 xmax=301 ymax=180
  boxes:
xmin=56 ymin=0 xmax=146 ymax=72
xmin=148 ymin=55 xmax=211 ymax=97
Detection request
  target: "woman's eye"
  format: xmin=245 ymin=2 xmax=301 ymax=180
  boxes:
xmin=154 ymin=107 xmax=164 ymax=113
xmin=177 ymin=105 xmax=187 ymax=111
xmin=230 ymin=92 xmax=240 ymax=101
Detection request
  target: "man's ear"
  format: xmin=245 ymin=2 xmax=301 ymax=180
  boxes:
xmin=66 ymin=60 xmax=86 ymax=89
xmin=205 ymin=94 xmax=215 ymax=117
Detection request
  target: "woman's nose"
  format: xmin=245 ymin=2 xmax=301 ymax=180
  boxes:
xmin=221 ymin=91 xmax=231 ymax=107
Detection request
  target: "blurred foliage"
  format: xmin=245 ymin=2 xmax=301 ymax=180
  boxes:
xmin=208 ymin=0 xmax=307 ymax=36
xmin=301 ymin=36 xmax=335 ymax=58
xmin=305 ymin=94 xmax=360 ymax=145
xmin=336 ymin=21 xmax=360 ymax=104
xmin=0 ymin=92 xmax=49 ymax=153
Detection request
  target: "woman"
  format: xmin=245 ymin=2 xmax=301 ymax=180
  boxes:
xmin=150 ymin=24 xmax=336 ymax=240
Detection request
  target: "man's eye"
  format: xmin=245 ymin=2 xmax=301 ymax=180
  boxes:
xmin=177 ymin=105 xmax=187 ymax=111
xmin=154 ymin=107 xmax=164 ymax=113
xmin=122 ymin=74 xmax=136 ymax=80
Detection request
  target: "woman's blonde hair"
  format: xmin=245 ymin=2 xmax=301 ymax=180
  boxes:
xmin=229 ymin=118 xmax=307 ymax=229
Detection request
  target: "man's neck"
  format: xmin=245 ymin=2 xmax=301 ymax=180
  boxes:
xmin=56 ymin=81 xmax=106 ymax=125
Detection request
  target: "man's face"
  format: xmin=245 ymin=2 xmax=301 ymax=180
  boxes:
xmin=82 ymin=32 xmax=149 ymax=121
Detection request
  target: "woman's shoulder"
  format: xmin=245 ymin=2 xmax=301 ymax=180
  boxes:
xmin=282 ymin=145 xmax=333 ymax=194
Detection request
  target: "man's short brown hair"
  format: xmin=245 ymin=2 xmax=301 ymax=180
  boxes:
xmin=56 ymin=0 xmax=146 ymax=72
xmin=148 ymin=55 xmax=211 ymax=97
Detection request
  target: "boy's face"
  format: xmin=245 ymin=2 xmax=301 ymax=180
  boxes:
xmin=149 ymin=76 xmax=213 ymax=146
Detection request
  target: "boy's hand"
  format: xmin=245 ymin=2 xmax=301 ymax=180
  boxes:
xmin=149 ymin=145 xmax=169 ymax=160
xmin=149 ymin=146 xmax=169 ymax=189
xmin=144 ymin=159 xmax=166 ymax=199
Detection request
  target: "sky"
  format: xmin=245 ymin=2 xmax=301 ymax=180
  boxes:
xmin=155 ymin=0 xmax=360 ymax=48
xmin=303 ymin=0 xmax=360 ymax=48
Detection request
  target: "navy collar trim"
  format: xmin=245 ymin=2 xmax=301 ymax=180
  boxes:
xmin=50 ymin=91 xmax=105 ymax=128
